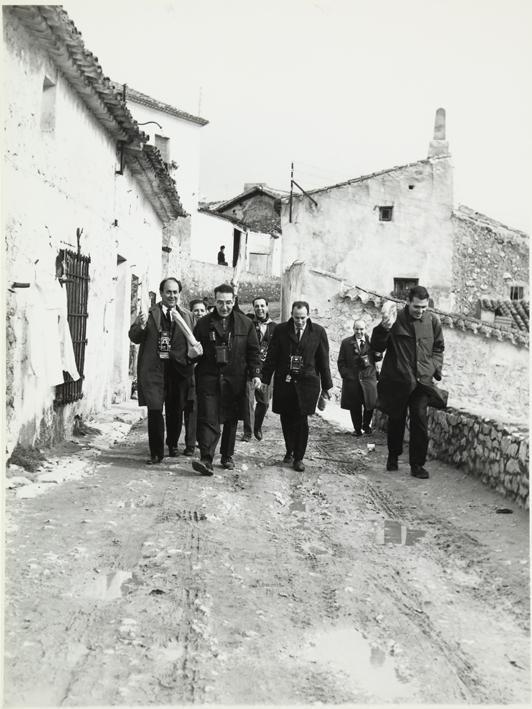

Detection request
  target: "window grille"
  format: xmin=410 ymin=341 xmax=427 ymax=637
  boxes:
xmin=379 ymin=206 xmax=393 ymax=221
xmin=54 ymin=249 xmax=90 ymax=406
xmin=510 ymin=285 xmax=524 ymax=300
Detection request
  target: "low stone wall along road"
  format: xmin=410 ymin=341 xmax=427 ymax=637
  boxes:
xmin=4 ymin=407 xmax=530 ymax=705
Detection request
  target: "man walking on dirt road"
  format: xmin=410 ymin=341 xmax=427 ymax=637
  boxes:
xmin=241 ymin=296 xmax=277 ymax=443
xmin=260 ymin=300 xmax=333 ymax=472
xmin=192 ymin=283 xmax=262 ymax=475
xmin=128 ymin=278 xmax=202 ymax=464
xmin=371 ymin=285 xmax=446 ymax=479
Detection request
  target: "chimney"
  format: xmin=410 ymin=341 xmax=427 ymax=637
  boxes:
xmin=428 ymin=108 xmax=450 ymax=158
xmin=243 ymin=182 xmax=266 ymax=192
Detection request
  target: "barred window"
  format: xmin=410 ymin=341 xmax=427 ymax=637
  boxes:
xmin=54 ymin=249 xmax=91 ymax=406
xmin=510 ymin=285 xmax=524 ymax=300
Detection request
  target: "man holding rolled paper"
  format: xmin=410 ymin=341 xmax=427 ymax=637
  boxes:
xmin=128 ymin=277 xmax=203 ymax=465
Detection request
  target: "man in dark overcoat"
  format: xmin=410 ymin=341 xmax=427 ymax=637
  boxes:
xmin=192 ymin=283 xmax=262 ymax=476
xmin=129 ymin=277 xmax=201 ymax=464
xmin=337 ymin=319 xmax=381 ymax=436
xmin=241 ymin=296 xmax=277 ymax=442
xmin=260 ymin=300 xmax=333 ymax=472
xmin=371 ymin=285 xmax=446 ymax=479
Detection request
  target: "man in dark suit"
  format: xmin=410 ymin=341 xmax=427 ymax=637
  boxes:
xmin=192 ymin=283 xmax=262 ymax=475
xmin=260 ymin=300 xmax=333 ymax=472
xmin=337 ymin=319 xmax=381 ymax=436
xmin=128 ymin=278 xmax=202 ymax=464
xmin=241 ymin=296 xmax=277 ymax=442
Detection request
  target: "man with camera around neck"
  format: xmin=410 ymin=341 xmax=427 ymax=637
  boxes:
xmin=192 ymin=283 xmax=262 ymax=475
xmin=260 ymin=300 xmax=333 ymax=472
xmin=128 ymin=277 xmax=202 ymax=464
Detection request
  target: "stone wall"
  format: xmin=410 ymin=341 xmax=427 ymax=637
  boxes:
xmin=452 ymin=206 xmax=529 ymax=315
xmin=182 ymin=259 xmax=281 ymax=308
xmin=373 ymin=408 xmax=529 ymax=509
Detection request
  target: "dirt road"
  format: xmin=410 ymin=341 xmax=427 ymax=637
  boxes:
xmin=4 ymin=405 xmax=530 ymax=705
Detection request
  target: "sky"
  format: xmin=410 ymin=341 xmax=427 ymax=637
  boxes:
xmin=62 ymin=0 xmax=532 ymax=232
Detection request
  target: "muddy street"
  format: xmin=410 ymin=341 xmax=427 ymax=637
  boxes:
xmin=4 ymin=405 xmax=530 ymax=705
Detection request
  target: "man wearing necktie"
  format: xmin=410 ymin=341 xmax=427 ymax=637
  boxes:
xmin=260 ymin=300 xmax=333 ymax=472
xmin=337 ymin=319 xmax=381 ymax=436
xmin=129 ymin=278 xmax=202 ymax=464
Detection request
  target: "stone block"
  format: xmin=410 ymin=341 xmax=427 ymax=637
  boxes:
xmin=500 ymin=437 xmax=511 ymax=454
xmin=519 ymin=441 xmax=529 ymax=464
xmin=505 ymin=458 xmax=520 ymax=475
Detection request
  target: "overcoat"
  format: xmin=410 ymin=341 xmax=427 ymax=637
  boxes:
xmin=128 ymin=303 xmax=196 ymax=410
xmin=371 ymin=306 xmax=446 ymax=418
xmin=261 ymin=318 xmax=333 ymax=415
xmin=193 ymin=309 xmax=261 ymax=421
xmin=246 ymin=314 xmax=277 ymax=404
xmin=337 ymin=334 xmax=380 ymax=410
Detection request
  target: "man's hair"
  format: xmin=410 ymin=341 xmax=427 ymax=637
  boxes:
xmin=214 ymin=283 xmax=234 ymax=297
xmin=291 ymin=300 xmax=310 ymax=314
xmin=353 ymin=319 xmax=366 ymax=328
xmin=189 ymin=298 xmax=205 ymax=310
xmin=219 ymin=245 xmax=225 ymax=249
xmin=408 ymin=285 xmax=430 ymax=301
xmin=159 ymin=277 xmax=182 ymax=293
xmin=253 ymin=296 xmax=269 ymax=306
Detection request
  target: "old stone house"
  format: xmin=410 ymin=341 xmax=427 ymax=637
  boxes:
xmin=3 ymin=6 xmax=188 ymax=456
xmin=281 ymin=109 xmax=529 ymax=314
xmin=197 ymin=184 xmax=283 ymax=276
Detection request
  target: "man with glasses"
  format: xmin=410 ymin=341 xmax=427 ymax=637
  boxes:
xmin=192 ymin=283 xmax=262 ymax=475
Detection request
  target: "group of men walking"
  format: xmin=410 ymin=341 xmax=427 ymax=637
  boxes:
xmin=129 ymin=280 xmax=445 ymax=480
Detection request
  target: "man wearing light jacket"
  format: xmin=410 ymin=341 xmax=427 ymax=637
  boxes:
xmin=371 ymin=285 xmax=446 ymax=479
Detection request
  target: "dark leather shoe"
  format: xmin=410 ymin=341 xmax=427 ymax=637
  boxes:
xmin=386 ymin=455 xmax=398 ymax=471
xmin=241 ymin=433 xmax=251 ymax=442
xmin=363 ymin=427 xmax=373 ymax=435
xmin=147 ymin=456 xmax=163 ymax=465
xmin=353 ymin=429 xmax=363 ymax=437
xmin=293 ymin=460 xmax=305 ymax=472
xmin=283 ymin=452 xmax=294 ymax=464
xmin=183 ymin=446 xmax=195 ymax=456
xmin=192 ymin=459 xmax=213 ymax=476
xmin=221 ymin=457 xmax=235 ymax=470
xmin=168 ymin=446 xmax=178 ymax=457
xmin=411 ymin=464 xmax=429 ymax=479
xmin=253 ymin=427 xmax=263 ymax=441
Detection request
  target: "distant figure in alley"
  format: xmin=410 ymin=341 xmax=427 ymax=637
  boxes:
xmin=337 ymin=319 xmax=381 ymax=436
xmin=217 ymin=245 xmax=228 ymax=266
xmin=371 ymin=286 xmax=446 ymax=479
xmin=260 ymin=300 xmax=333 ymax=471
xmin=192 ymin=283 xmax=262 ymax=475
xmin=128 ymin=278 xmax=202 ymax=464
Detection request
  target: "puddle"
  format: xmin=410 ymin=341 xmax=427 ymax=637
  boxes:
xmin=302 ymin=627 xmax=412 ymax=700
xmin=289 ymin=500 xmax=306 ymax=513
xmin=377 ymin=520 xmax=426 ymax=546
xmin=86 ymin=570 xmax=132 ymax=600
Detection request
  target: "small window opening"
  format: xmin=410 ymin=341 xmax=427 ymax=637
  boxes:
xmin=408 ymin=184 xmax=415 ymax=190
xmin=379 ymin=206 xmax=393 ymax=221
xmin=393 ymin=277 xmax=419 ymax=300
xmin=510 ymin=285 xmax=524 ymax=300
xmin=40 ymin=75 xmax=57 ymax=132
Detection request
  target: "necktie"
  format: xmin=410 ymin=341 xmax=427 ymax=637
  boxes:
xmin=359 ymin=339 xmax=364 ymax=350
xmin=298 ymin=329 xmax=302 ymax=341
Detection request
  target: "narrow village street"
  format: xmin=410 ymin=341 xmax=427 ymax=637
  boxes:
xmin=4 ymin=404 xmax=530 ymax=706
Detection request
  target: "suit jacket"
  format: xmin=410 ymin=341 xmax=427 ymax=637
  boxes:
xmin=193 ymin=309 xmax=261 ymax=409
xmin=337 ymin=334 xmax=380 ymax=410
xmin=128 ymin=303 xmax=195 ymax=409
xmin=261 ymin=318 xmax=333 ymax=415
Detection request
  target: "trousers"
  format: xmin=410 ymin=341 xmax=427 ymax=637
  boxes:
xmin=243 ymin=379 xmax=270 ymax=435
xmin=196 ymin=375 xmax=241 ymax=462
xmin=387 ymin=386 xmax=430 ymax=466
xmin=280 ymin=413 xmax=309 ymax=462
xmin=146 ymin=370 xmax=189 ymax=458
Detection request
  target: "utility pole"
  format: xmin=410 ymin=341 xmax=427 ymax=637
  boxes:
xmin=288 ymin=162 xmax=318 ymax=223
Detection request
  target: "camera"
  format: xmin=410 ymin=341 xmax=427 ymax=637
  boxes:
xmin=360 ymin=354 xmax=370 ymax=368
xmin=215 ymin=345 xmax=229 ymax=365
xmin=289 ymin=355 xmax=303 ymax=373
xmin=158 ymin=330 xmax=171 ymax=359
